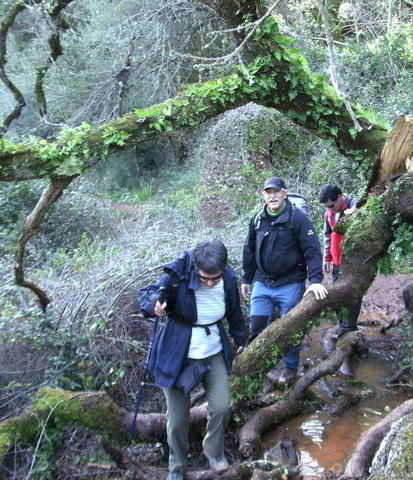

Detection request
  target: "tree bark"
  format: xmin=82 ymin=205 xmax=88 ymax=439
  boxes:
xmin=377 ymin=115 xmax=413 ymax=184
xmin=342 ymin=399 xmax=413 ymax=479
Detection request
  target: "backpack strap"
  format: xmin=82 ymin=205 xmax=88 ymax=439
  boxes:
xmin=253 ymin=207 xmax=265 ymax=230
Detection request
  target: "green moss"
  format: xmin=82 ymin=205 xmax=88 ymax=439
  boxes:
xmin=31 ymin=387 xmax=127 ymax=442
xmin=0 ymin=387 xmax=129 ymax=463
xmin=232 ymin=373 xmax=265 ymax=403
xmin=345 ymin=195 xmax=391 ymax=259
xmin=0 ymin=430 xmax=11 ymax=457
xmin=391 ymin=422 xmax=413 ymax=477
xmin=134 ymin=103 xmax=167 ymax=119
xmin=0 ymin=413 xmax=39 ymax=459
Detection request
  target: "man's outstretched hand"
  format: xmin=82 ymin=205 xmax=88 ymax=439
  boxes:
xmin=304 ymin=283 xmax=328 ymax=300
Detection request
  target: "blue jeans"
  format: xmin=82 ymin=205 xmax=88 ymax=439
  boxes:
xmin=250 ymin=281 xmax=305 ymax=369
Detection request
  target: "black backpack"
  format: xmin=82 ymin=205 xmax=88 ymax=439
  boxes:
xmin=288 ymin=193 xmax=310 ymax=217
xmin=137 ymin=285 xmax=160 ymax=317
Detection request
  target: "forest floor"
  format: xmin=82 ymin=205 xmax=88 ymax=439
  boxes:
xmin=53 ymin=273 xmax=412 ymax=480
xmin=358 ymin=273 xmax=411 ymax=325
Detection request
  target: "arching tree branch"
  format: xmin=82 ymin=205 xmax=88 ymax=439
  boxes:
xmin=0 ymin=11 xmax=390 ymax=183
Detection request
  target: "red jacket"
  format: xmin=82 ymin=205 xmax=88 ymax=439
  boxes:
xmin=323 ymin=196 xmax=357 ymax=266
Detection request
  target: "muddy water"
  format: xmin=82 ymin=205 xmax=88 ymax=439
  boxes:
xmin=263 ymin=354 xmax=410 ymax=478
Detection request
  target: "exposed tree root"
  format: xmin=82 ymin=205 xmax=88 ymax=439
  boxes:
xmin=238 ymin=331 xmax=364 ymax=457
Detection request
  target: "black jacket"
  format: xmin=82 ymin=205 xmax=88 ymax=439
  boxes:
xmin=148 ymin=251 xmax=248 ymax=388
xmin=242 ymin=201 xmax=323 ymax=287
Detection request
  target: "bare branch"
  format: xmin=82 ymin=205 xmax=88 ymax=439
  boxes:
xmin=0 ymin=1 xmax=32 ymax=135
xmin=15 ymin=175 xmax=75 ymax=310
xmin=175 ymin=0 xmax=282 ymax=67
xmin=34 ymin=0 xmax=76 ymax=118
xmin=318 ymin=0 xmax=363 ymax=132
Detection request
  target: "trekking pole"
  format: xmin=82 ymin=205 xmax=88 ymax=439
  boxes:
xmin=129 ymin=316 xmax=160 ymax=435
xmin=129 ymin=288 xmax=168 ymax=435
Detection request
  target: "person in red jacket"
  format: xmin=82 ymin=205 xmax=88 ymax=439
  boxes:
xmin=319 ymin=184 xmax=359 ymax=375
xmin=319 ymin=184 xmax=358 ymax=282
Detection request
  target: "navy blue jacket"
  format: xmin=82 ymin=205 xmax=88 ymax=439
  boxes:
xmin=243 ymin=200 xmax=323 ymax=287
xmin=148 ymin=251 xmax=248 ymax=388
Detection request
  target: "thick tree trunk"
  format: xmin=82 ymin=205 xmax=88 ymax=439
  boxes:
xmin=0 ymin=387 xmax=208 ymax=466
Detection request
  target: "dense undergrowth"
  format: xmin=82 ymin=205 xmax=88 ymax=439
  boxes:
xmin=1 ymin=1 xmax=413 ymax=477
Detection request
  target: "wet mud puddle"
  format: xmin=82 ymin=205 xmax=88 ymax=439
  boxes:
xmin=263 ymin=354 xmax=410 ymax=477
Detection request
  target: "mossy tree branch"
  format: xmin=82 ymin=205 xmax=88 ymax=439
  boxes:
xmin=0 ymin=387 xmax=208 ymax=472
xmin=1 ymin=15 xmax=389 ymax=183
xmin=0 ymin=387 xmax=130 ymax=464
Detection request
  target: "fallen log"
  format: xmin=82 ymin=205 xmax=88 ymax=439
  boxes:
xmin=0 ymin=387 xmax=208 ymax=467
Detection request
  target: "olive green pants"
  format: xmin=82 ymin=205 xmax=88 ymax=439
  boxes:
xmin=163 ymin=352 xmax=231 ymax=475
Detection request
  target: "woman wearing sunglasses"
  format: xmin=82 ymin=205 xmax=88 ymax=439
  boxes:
xmin=149 ymin=240 xmax=248 ymax=480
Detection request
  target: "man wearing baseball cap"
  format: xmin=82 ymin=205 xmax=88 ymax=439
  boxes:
xmin=241 ymin=177 xmax=327 ymax=385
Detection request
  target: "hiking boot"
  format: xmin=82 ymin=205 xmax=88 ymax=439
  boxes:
xmin=322 ymin=325 xmax=356 ymax=356
xmin=277 ymin=367 xmax=298 ymax=386
xmin=205 ymin=454 xmax=230 ymax=472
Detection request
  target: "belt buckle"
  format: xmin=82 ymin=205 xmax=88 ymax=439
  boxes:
xmin=265 ymin=278 xmax=276 ymax=288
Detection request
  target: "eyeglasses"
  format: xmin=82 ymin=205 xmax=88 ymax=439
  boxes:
xmin=198 ymin=272 xmax=223 ymax=282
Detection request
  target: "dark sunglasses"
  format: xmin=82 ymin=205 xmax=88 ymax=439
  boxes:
xmin=198 ymin=272 xmax=223 ymax=282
